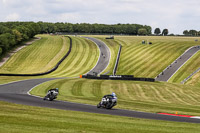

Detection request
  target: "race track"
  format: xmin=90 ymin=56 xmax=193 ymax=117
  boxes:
xmin=156 ymin=46 xmax=200 ymax=81
xmin=84 ymin=37 xmax=110 ymax=75
xmin=0 ymin=78 xmax=200 ymax=123
xmin=0 ymin=37 xmax=200 ymax=124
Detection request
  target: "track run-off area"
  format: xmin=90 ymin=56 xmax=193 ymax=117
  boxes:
xmin=1 ymin=35 xmax=200 ymax=125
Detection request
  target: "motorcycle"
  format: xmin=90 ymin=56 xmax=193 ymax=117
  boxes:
xmin=43 ymin=90 xmax=58 ymax=101
xmin=97 ymin=95 xmax=117 ymax=109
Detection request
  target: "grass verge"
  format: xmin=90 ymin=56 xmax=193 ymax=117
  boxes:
xmin=0 ymin=101 xmax=200 ymax=133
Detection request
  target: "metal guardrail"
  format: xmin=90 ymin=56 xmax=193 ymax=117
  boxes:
xmin=181 ymin=67 xmax=200 ymax=84
xmin=113 ymin=44 xmax=122 ymax=75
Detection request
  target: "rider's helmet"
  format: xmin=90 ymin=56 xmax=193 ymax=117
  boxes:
xmin=55 ymin=88 xmax=59 ymax=91
xmin=111 ymin=92 xmax=116 ymax=97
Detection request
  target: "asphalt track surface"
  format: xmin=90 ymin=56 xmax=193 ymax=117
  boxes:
xmin=156 ymin=46 xmax=200 ymax=81
xmin=0 ymin=38 xmax=200 ymax=124
xmin=84 ymin=37 xmax=110 ymax=75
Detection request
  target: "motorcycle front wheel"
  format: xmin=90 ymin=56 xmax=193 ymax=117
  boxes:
xmin=97 ymin=102 xmax=101 ymax=108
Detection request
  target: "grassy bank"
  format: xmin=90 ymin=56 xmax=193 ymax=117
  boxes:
xmin=0 ymin=35 xmax=99 ymax=84
xmin=0 ymin=101 xmax=199 ymax=133
xmin=113 ymin=36 xmax=200 ymax=78
xmin=0 ymin=35 xmax=68 ymax=74
xmin=48 ymin=36 xmax=99 ymax=77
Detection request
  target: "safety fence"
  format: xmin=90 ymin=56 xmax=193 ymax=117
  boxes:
xmin=113 ymin=44 xmax=122 ymax=75
xmin=181 ymin=67 xmax=200 ymax=84
xmin=82 ymin=74 xmax=155 ymax=82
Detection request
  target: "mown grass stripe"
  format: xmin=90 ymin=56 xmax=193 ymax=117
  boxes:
xmin=71 ymin=80 xmax=84 ymax=96
xmin=118 ymin=43 xmax=171 ymax=75
xmin=0 ymin=35 xmax=65 ymax=74
xmin=128 ymin=43 xmax=175 ymax=75
xmin=149 ymin=86 xmax=169 ymax=103
xmin=49 ymin=36 xmax=99 ymax=77
xmin=91 ymin=80 xmax=103 ymax=97
xmin=134 ymin=43 xmax=182 ymax=77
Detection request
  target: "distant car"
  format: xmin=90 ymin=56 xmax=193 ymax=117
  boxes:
xmin=106 ymin=36 xmax=114 ymax=39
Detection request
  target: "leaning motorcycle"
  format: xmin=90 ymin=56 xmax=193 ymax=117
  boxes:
xmin=43 ymin=91 xmax=58 ymax=101
xmin=97 ymin=96 xmax=117 ymax=109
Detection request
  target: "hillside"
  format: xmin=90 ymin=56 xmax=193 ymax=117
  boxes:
xmin=114 ymin=36 xmax=200 ymax=78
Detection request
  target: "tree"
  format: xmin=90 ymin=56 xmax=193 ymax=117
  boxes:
xmin=162 ymin=29 xmax=168 ymax=36
xmin=183 ymin=30 xmax=189 ymax=36
xmin=12 ymin=29 xmax=22 ymax=43
xmin=189 ymin=30 xmax=197 ymax=36
xmin=0 ymin=47 xmax=2 ymax=55
xmin=38 ymin=22 xmax=48 ymax=33
xmin=144 ymin=25 xmax=152 ymax=35
xmin=138 ymin=28 xmax=147 ymax=35
xmin=154 ymin=28 xmax=161 ymax=35
xmin=0 ymin=33 xmax=10 ymax=51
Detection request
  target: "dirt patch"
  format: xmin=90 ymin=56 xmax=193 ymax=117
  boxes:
xmin=0 ymin=37 xmax=41 ymax=67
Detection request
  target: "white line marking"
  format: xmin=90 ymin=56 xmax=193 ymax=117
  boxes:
xmin=191 ymin=116 xmax=200 ymax=119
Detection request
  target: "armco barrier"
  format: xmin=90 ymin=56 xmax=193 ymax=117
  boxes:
xmin=82 ymin=74 xmax=155 ymax=82
xmin=0 ymin=36 xmax=72 ymax=76
xmin=113 ymin=44 xmax=122 ymax=75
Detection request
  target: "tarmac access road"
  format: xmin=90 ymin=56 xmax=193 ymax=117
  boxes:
xmin=156 ymin=46 xmax=200 ymax=81
xmin=0 ymin=38 xmax=200 ymax=124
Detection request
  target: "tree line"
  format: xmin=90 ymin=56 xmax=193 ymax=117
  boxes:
xmin=154 ymin=28 xmax=200 ymax=36
xmin=0 ymin=22 xmax=41 ymax=57
xmin=0 ymin=21 xmax=152 ymax=57
xmin=38 ymin=22 xmax=152 ymax=35
xmin=183 ymin=30 xmax=200 ymax=36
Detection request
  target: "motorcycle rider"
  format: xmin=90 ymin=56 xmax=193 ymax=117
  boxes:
xmin=100 ymin=92 xmax=117 ymax=108
xmin=44 ymin=88 xmax=59 ymax=100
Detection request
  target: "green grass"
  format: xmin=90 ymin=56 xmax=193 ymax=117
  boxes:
xmin=0 ymin=35 xmax=68 ymax=74
xmin=0 ymin=35 xmax=99 ymax=84
xmin=186 ymin=63 xmax=200 ymax=87
xmin=169 ymin=50 xmax=200 ymax=83
xmin=31 ymin=78 xmax=200 ymax=116
xmin=0 ymin=101 xmax=200 ymax=133
xmin=113 ymin=36 xmax=200 ymax=78
xmin=47 ymin=36 xmax=99 ymax=77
